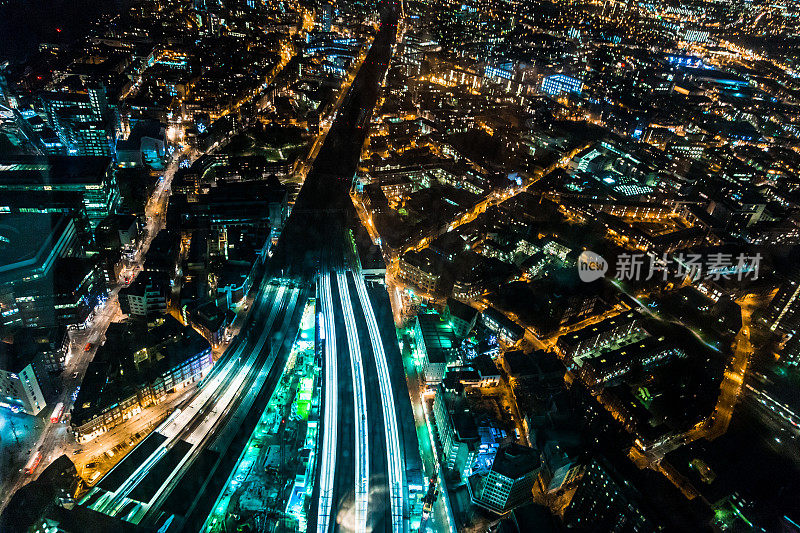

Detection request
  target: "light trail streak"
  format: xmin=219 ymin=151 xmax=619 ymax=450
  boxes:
xmin=163 ymin=284 xmax=286 ymax=441
xmin=337 ymin=271 xmax=369 ymax=533
xmin=89 ymin=285 xmax=288 ymax=517
xmin=352 ymin=272 xmax=404 ymax=533
xmin=317 ymin=273 xmax=338 ymax=533
xmin=203 ymin=295 xmax=312 ymax=532
xmin=137 ymin=286 xmax=293 ymax=517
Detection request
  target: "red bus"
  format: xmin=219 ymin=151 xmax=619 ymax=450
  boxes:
xmin=50 ymin=402 xmax=64 ymax=423
xmin=24 ymin=452 xmax=42 ymax=475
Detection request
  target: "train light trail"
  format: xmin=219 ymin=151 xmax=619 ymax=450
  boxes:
xmin=353 ymin=272 xmax=404 ymax=533
xmin=337 ymin=271 xmax=369 ymax=533
xmin=317 ymin=273 xmax=338 ymax=533
xmin=85 ymin=284 xmax=292 ymax=521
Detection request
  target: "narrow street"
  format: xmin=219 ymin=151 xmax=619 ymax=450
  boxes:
xmin=0 ymin=146 xmax=191 ymax=514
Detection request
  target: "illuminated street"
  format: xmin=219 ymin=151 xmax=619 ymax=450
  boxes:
xmin=4 ymin=0 xmax=800 ymax=531
xmin=0 ymin=143 xmax=189 ymax=514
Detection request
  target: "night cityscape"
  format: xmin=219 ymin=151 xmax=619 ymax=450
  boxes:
xmin=0 ymin=0 xmax=799 ymax=531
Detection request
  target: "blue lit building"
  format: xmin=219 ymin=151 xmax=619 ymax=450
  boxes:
xmin=485 ymin=62 xmax=514 ymax=81
xmin=468 ymin=443 xmax=541 ymax=514
xmin=665 ymin=54 xmax=704 ymax=68
xmin=321 ymin=2 xmax=334 ymax=32
xmin=39 ymin=87 xmax=117 ymax=157
xmin=541 ymin=74 xmax=583 ymax=97
xmin=0 ymin=338 xmax=49 ymax=416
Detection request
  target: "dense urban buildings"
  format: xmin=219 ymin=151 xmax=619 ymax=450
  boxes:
xmin=1 ymin=0 xmax=800 ymax=532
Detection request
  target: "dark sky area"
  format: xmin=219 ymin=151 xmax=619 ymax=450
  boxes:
xmin=0 ymin=0 xmax=128 ymax=63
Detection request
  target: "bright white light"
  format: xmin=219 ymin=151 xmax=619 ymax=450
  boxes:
xmin=353 ymin=272 xmax=404 ymax=533
xmin=337 ymin=271 xmax=369 ymax=533
xmin=317 ymin=273 xmax=339 ymax=533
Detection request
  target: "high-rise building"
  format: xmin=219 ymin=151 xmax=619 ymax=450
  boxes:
xmin=39 ymin=86 xmax=116 ymax=157
xmin=766 ymin=268 xmax=800 ymax=335
xmin=0 ymin=155 xmax=119 ymax=227
xmin=0 ymin=214 xmax=78 ymax=331
xmin=119 ymin=272 xmax=170 ymax=318
xmin=468 ymin=443 xmax=541 ymax=514
xmin=5 ymin=257 xmax=105 ymax=331
xmin=95 ymin=214 xmax=140 ymax=252
xmin=564 ymin=457 xmax=658 ymax=532
xmin=59 ymin=117 xmax=114 ymax=157
xmin=432 ymin=384 xmax=480 ymax=477
xmin=321 ymin=2 xmax=334 ymax=32
xmin=0 ymin=335 xmax=50 ymax=416
xmin=541 ymin=441 xmax=582 ymax=493
xmin=780 ymin=334 xmax=800 ymax=367
xmin=683 ymin=29 xmax=710 ymax=43
xmin=413 ymin=313 xmax=458 ymax=382
xmin=541 ymin=74 xmax=583 ymax=97
xmin=40 ymin=86 xmax=109 ymax=123
xmin=0 ymin=68 xmax=11 ymax=107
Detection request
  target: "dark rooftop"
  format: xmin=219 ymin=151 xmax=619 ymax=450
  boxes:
xmin=505 ymin=350 xmax=564 ymax=380
xmin=0 ymin=155 xmax=111 ymax=186
xmin=471 ymin=353 xmax=500 ymax=378
xmin=559 ymin=310 xmax=640 ymax=347
xmin=491 ymin=443 xmax=541 ymax=479
xmin=446 ymin=297 xmax=479 ymax=323
xmin=0 ymin=334 xmax=39 ymax=374
xmin=416 ymin=313 xmax=458 ymax=364
xmin=0 ymin=213 xmax=72 ymax=279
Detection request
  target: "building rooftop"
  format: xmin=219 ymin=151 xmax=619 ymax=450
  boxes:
xmin=417 ymin=313 xmax=458 ymax=364
xmin=559 ymin=310 xmax=640 ymax=347
xmin=96 ymin=213 xmax=138 ymax=233
xmin=499 ymin=502 xmax=560 ymax=533
xmin=40 ymin=504 xmax=150 ymax=533
xmin=471 ymin=353 xmax=499 ymax=379
xmin=482 ymin=307 xmax=525 ymax=337
xmin=446 ymin=297 xmax=479 ymax=324
xmin=453 ymin=410 xmax=480 ymax=442
xmin=116 ymin=120 xmax=165 ymax=151
xmin=587 ymin=335 xmax=667 ymax=374
xmin=192 ymin=301 xmax=234 ymax=332
xmin=48 ymin=257 xmax=99 ymax=294
xmin=0 ymin=155 xmax=111 ymax=187
xmin=491 ymin=443 xmax=541 ymax=480
xmin=0 ymin=333 xmax=40 ymax=373
xmin=72 ymin=317 xmax=210 ymax=424
xmin=505 ymin=350 xmax=563 ymax=380
xmin=402 ymin=248 xmax=442 ymax=274
xmin=0 ymin=455 xmax=79 ymax=532
xmin=0 ymin=213 xmax=73 ymax=282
